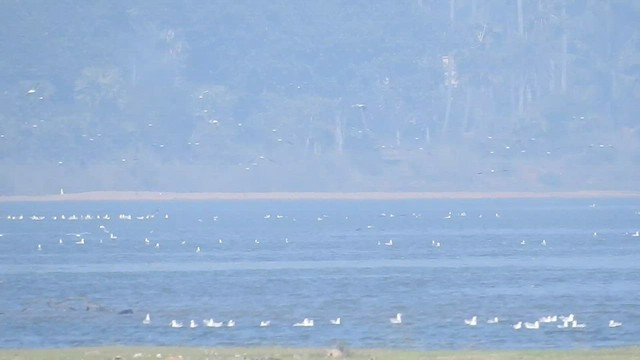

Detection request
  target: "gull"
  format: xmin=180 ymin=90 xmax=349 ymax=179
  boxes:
xmin=293 ymin=318 xmax=314 ymax=327
xmin=196 ymin=246 xmax=201 ymax=253
xmin=37 ymin=244 xmax=42 ymax=251
xmin=571 ymin=320 xmax=586 ymax=328
xmin=170 ymin=320 xmax=183 ymax=328
xmin=520 ymin=240 xmax=526 ymax=245
xmin=227 ymin=320 xmax=235 ymax=327
xmin=512 ymin=321 xmax=522 ymax=330
xmin=487 ymin=317 xmax=499 ymax=324
xmin=384 ymin=239 xmax=393 ymax=246
xmin=143 ymin=313 xmax=151 ymax=324
xmin=254 ymin=239 xmax=260 ymax=244
xmin=110 ymin=233 xmax=117 ymax=240
xmin=443 ymin=212 xmax=452 ymax=219
xmin=609 ymin=320 xmax=622 ymax=328
xmin=559 ymin=314 xmax=575 ymax=322
xmin=189 ymin=320 xmax=198 ymax=328
xmin=76 ymin=238 xmax=85 ymax=245
xmin=144 ymin=238 xmax=150 ymax=245
xmin=557 ymin=321 xmax=570 ymax=329
xmin=330 ymin=317 xmax=341 ymax=325
xmin=524 ymin=321 xmax=540 ymax=329
xmin=539 ymin=315 xmax=557 ymax=323
xmin=155 ymin=243 xmax=160 ymax=248
xmin=58 ymin=238 xmax=63 ymax=245
xmin=203 ymin=319 xmax=223 ymax=328
xmin=464 ymin=316 xmax=477 ymax=326
xmin=632 ymin=231 xmax=640 ymax=237
xmin=260 ymin=320 xmax=271 ymax=327
xmin=541 ymin=239 xmax=547 ymax=246
xmin=390 ymin=313 xmax=402 ymax=324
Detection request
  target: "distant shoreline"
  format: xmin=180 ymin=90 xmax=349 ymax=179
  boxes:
xmin=0 ymin=190 xmax=639 ymax=202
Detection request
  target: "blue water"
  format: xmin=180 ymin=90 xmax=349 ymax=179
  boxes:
xmin=1 ymin=199 xmax=639 ymax=350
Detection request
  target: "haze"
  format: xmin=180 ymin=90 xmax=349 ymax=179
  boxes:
xmin=1 ymin=1 xmax=639 ymax=195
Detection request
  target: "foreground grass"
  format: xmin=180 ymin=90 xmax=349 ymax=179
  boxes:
xmin=1 ymin=346 xmax=639 ymax=360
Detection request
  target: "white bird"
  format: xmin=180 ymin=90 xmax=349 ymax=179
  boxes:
xmin=196 ymin=246 xmax=201 ymax=253
xmin=632 ymin=231 xmax=640 ymax=237
xmin=559 ymin=314 xmax=575 ymax=322
xmin=189 ymin=320 xmax=198 ymax=328
xmin=260 ymin=320 xmax=271 ymax=327
xmin=58 ymin=238 xmax=63 ymax=245
xmin=37 ymin=244 xmax=42 ymax=251
xmin=390 ymin=313 xmax=402 ymax=324
xmin=487 ymin=317 xmax=499 ymax=324
xmin=557 ymin=321 xmax=570 ymax=329
xmin=524 ymin=321 xmax=540 ymax=329
xmin=541 ymin=239 xmax=547 ymax=246
xmin=330 ymin=317 xmax=341 ymax=325
xmin=143 ymin=313 xmax=151 ymax=324
xmin=227 ymin=320 xmax=235 ymax=327
xmin=75 ymin=238 xmax=85 ymax=245
xmin=539 ymin=315 xmax=557 ymax=323
xmin=513 ymin=321 xmax=522 ymax=330
xmin=170 ymin=320 xmax=183 ymax=328
xmin=609 ymin=320 xmax=622 ymax=328
xmin=293 ymin=318 xmax=314 ymax=327
xmin=464 ymin=316 xmax=477 ymax=326
xmin=520 ymin=240 xmax=526 ymax=245
xmin=203 ymin=319 xmax=223 ymax=328
xmin=384 ymin=239 xmax=393 ymax=246
xmin=571 ymin=320 xmax=586 ymax=328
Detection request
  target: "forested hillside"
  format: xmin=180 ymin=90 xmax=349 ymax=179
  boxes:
xmin=1 ymin=0 xmax=639 ymax=194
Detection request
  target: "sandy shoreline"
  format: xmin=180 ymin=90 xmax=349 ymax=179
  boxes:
xmin=0 ymin=190 xmax=639 ymax=202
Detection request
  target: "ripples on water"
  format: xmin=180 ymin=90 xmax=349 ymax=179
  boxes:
xmin=0 ymin=199 xmax=639 ymax=350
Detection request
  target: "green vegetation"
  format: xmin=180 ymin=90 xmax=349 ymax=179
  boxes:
xmin=1 ymin=346 xmax=639 ymax=360
xmin=2 ymin=1 xmax=640 ymax=194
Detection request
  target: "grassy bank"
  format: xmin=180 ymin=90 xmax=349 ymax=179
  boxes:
xmin=1 ymin=346 xmax=639 ymax=360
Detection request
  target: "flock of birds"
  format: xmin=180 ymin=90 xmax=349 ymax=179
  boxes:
xmin=462 ymin=314 xmax=623 ymax=330
xmin=139 ymin=312 xmax=624 ymax=331
xmin=156 ymin=316 xmax=338 ymax=329
xmin=1 ymin=205 xmax=639 ymax=252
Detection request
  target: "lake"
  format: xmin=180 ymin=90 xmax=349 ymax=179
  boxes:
xmin=0 ymin=198 xmax=639 ymax=350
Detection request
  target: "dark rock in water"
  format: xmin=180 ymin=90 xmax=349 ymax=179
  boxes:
xmin=118 ymin=309 xmax=134 ymax=315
